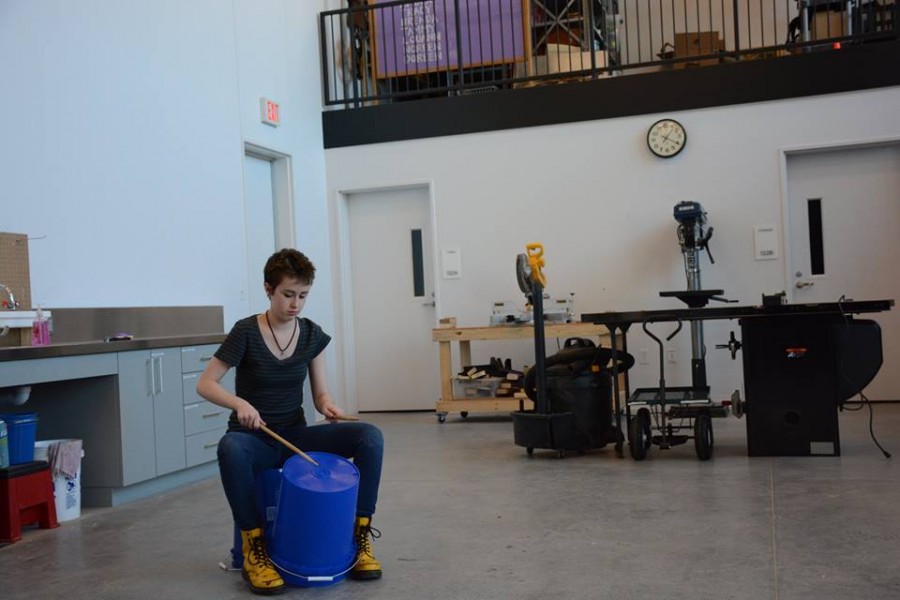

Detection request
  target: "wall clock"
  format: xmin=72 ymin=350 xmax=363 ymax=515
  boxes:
xmin=647 ymin=118 xmax=687 ymax=158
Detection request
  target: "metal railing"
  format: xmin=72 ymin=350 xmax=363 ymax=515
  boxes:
xmin=320 ymin=0 xmax=898 ymax=108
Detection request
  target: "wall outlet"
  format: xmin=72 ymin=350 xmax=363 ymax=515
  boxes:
xmin=639 ymin=348 xmax=650 ymax=364
xmin=666 ymin=349 xmax=677 ymax=363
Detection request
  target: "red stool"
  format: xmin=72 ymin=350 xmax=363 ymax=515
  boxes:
xmin=0 ymin=461 xmax=59 ymax=543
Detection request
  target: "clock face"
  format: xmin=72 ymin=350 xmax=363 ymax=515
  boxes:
xmin=647 ymin=119 xmax=687 ymax=158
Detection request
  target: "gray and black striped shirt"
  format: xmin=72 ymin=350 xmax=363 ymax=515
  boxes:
xmin=215 ymin=315 xmax=330 ymax=430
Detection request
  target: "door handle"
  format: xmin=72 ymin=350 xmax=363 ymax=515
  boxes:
xmin=148 ymin=358 xmax=156 ymax=396
xmin=422 ymin=300 xmax=436 ymax=307
xmin=795 ymin=280 xmax=815 ymax=289
xmin=156 ymin=356 xmax=165 ymax=394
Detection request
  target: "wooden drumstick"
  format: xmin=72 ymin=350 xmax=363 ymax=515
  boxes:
xmin=260 ymin=425 xmax=319 ymax=466
xmin=328 ymin=414 xmax=360 ymax=422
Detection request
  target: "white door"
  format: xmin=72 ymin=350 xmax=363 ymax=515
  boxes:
xmin=786 ymin=143 xmax=900 ymax=401
xmin=347 ymin=186 xmax=438 ymax=411
xmin=243 ymin=154 xmax=276 ymax=315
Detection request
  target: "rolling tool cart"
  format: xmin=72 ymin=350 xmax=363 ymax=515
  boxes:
xmin=626 ymin=317 xmax=726 ymax=461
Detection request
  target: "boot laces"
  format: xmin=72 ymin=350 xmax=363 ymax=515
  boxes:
xmin=357 ymin=523 xmax=381 ymax=556
xmin=249 ymin=535 xmax=276 ymax=570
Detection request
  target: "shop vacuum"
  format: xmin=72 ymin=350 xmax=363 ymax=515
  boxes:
xmin=511 ymin=244 xmax=634 ymax=457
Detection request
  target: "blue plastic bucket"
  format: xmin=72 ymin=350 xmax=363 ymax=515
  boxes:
xmin=0 ymin=413 xmax=38 ymax=466
xmin=0 ymin=419 xmax=9 ymax=469
xmin=269 ymin=452 xmax=359 ymax=587
xmin=231 ymin=468 xmax=283 ymax=569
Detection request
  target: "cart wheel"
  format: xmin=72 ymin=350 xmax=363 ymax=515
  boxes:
xmin=628 ymin=417 xmax=649 ymax=461
xmin=436 ymin=413 xmax=447 ymax=423
xmin=460 ymin=411 xmax=469 ymax=418
xmin=694 ymin=413 xmax=714 ymax=460
xmin=557 ymin=449 xmax=566 ymax=459
xmin=526 ymin=447 xmax=534 ymax=457
xmin=637 ymin=408 xmax=652 ymax=449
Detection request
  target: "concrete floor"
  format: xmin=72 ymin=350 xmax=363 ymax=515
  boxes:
xmin=2 ymin=405 xmax=899 ymax=600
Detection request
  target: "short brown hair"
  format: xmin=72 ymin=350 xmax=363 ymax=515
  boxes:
xmin=264 ymin=249 xmax=316 ymax=288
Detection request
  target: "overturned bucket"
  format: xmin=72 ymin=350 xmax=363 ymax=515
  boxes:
xmin=269 ymin=452 xmax=359 ymax=587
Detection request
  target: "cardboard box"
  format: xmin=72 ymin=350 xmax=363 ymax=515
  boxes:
xmin=674 ymin=31 xmax=724 ymax=68
xmin=675 ymin=31 xmax=723 ymax=56
xmin=810 ymin=12 xmax=847 ymax=40
xmin=526 ymin=47 xmax=608 ymax=77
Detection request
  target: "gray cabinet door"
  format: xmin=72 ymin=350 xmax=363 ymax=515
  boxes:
xmin=117 ymin=350 xmax=158 ymax=486
xmin=152 ymin=348 xmax=186 ymax=475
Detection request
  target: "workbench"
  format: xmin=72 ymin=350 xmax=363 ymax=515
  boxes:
xmin=432 ymin=321 xmax=611 ymax=422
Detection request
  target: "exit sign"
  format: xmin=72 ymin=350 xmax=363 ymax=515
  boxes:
xmin=260 ymin=97 xmax=280 ymax=127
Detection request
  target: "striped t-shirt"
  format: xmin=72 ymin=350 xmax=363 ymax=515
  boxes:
xmin=215 ymin=315 xmax=331 ymax=429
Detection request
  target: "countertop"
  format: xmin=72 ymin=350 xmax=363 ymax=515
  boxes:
xmin=0 ymin=333 xmax=227 ymax=362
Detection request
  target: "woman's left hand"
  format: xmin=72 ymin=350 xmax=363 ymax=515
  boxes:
xmin=321 ymin=402 xmax=345 ymax=420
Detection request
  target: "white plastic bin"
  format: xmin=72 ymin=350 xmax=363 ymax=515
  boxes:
xmin=33 ymin=439 xmax=84 ymax=522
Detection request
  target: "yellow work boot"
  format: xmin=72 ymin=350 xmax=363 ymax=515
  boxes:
xmin=349 ymin=516 xmax=382 ymax=580
xmin=240 ymin=528 xmax=285 ymax=595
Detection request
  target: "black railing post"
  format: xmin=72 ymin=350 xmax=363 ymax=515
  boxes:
xmin=344 ymin=10 xmax=361 ymax=109
xmin=732 ymin=0 xmax=741 ymax=58
xmin=588 ymin=0 xmax=597 ymax=78
xmin=319 ymin=13 xmax=333 ymax=106
xmin=454 ymin=0 xmax=464 ymax=94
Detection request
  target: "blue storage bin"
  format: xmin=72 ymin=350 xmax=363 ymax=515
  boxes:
xmin=0 ymin=413 xmax=38 ymax=466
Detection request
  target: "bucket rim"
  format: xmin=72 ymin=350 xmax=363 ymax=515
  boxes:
xmin=0 ymin=413 xmax=38 ymax=423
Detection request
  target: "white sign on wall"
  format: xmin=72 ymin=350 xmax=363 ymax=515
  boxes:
xmin=754 ymin=224 xmax=779 ymax=260
xmin=441 ymin=246 xmax=462 ymax=279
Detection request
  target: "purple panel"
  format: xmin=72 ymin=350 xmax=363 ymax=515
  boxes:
xmin=373 ymin=0 xmax=524 ymax=78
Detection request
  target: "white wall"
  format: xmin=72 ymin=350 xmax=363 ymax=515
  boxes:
xmin=324 ymin=86 xmax=900 ymax=397
xmin=3 ymin=1 xmax=898 ymax=404
xmin=1 ymin=0 xmax=341 ymax=415
xmin=0 ymin=0 xmax=331 ymax=335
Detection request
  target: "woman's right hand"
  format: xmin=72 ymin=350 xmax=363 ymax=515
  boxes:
xmin=235 ymin=400 xmax=265 ymax=430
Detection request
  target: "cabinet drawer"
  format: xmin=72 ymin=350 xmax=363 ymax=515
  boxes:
xmin=182 ymin=366 xmax=234 ymax=405
xmin=181 ymin=344 xmax=219 ymax=373
xmin=184 ymin=401 xmax=230 ymax=436
xmin=182 ymin=372 xmax=202 ymax=405
xmin=185 ymin=428 xmax=225 ymax=467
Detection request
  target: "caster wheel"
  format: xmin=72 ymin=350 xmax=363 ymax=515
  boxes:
xmin=526 ymin=447 xmax=534 ymax=457
xmin=694 ymin=413 xmax=714 ymax=460
xmin=437 ymin=413 xmax=447 ymax=423
xmin=461 ymin=411 xmax=469 ymax=418
xmin=628 ymin=412 xmax=651 ymax=461
xmin=637 ymin=408 xmax=652 ymax=449
xmin=557 ymin=449 xmax=566 ymax=459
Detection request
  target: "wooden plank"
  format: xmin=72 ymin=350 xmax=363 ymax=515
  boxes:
xmin=438 ymin=341 xmax=453 ymax=402
xmin=432 ymin=321 xmax=609 ymax=342
xmin=436 ymin=397 xmax=533 ymax=414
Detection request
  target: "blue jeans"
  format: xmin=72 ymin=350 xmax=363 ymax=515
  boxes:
xmin=218 ymin=422 xmax=384 ymax=531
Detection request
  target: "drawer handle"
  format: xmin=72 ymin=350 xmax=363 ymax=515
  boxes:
xmin=203 ymin=442 xmax=218 ymax=449
xmin=202 ymin=412 xmax=224 ymax=419
xmin=200 ymin=356 xmax=213 ymax=362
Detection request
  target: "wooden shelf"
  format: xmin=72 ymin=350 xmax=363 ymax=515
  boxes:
xmin=432 ymin=321 xmax=610 ymax=422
